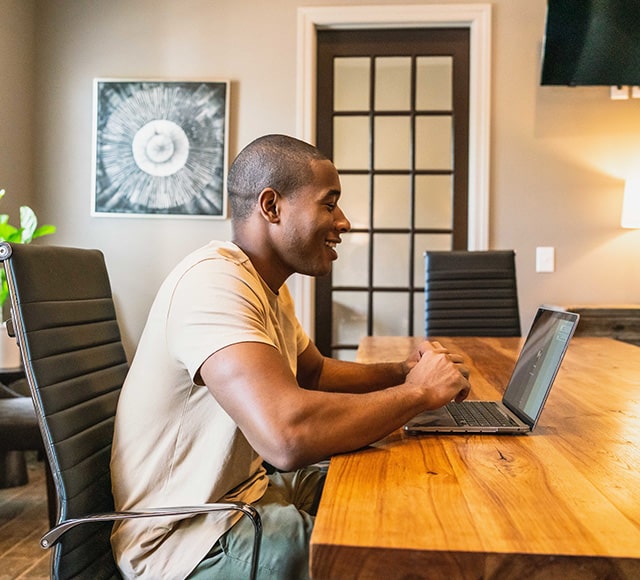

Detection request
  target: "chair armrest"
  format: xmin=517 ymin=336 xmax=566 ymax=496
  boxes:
xmin=42 ymin=502 xmax=262 ymax=579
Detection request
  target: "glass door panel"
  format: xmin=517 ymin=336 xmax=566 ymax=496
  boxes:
xmin=333 ymin=116 xmax=370 ymax=169
xmin=373 ymin=292 xmax=410 ymax=336
xmin=375 ymin=57 xmax=412 ymax=110
xmin=415 ymin=116 xmax=453 ymax=170
xmin=374 ymin=117 xmax=412 ymax=170
xmin=334 ymin=57 xmax=370 ymax=111
xmin=373 ymin=175 xmax=412 ymax=229
xmin=373 ymin=233 xmax=410 ymax=287
xmin=415 ymin=175 xmax=453 ymax=229
xmin=416 ymin=56 xmax=453 ymax=110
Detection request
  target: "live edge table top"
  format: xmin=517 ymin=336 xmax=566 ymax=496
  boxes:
xmin=310 ymin=336 xmax=640 ymax=580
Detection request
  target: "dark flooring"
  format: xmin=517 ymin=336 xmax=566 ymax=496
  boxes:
xmin=0 ymin=452 xmax=50 ymax=579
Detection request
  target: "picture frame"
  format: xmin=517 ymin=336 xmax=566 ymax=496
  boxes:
xmin=92 ymin=79 xmax=230 ymax=218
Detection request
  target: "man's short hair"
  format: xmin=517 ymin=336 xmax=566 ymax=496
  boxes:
xmin=227 ymin=134 xmax=330 ymax=221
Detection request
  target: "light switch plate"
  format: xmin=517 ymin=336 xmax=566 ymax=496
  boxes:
xmin=610 ymin=85 xmax=630 ymax=100
xmin=536 ymin=246 xmax=555 ymax=273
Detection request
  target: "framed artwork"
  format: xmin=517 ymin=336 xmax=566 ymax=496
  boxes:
xmin=92 ymin=79 xmax=229 ymax=218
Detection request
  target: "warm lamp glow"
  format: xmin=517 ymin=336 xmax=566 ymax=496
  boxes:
xmin=622 ymin=170 xmax=640 ymax=229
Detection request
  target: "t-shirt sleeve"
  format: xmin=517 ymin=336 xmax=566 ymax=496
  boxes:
xmin=165 ymin=257 xmax=275 ymax=380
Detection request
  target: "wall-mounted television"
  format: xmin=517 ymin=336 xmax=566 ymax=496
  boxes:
xmin=540 ymin=0 xmax=640 ymax=86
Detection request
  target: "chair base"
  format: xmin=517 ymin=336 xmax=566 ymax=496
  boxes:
xmin=0 ymin=450 xmax=28 ymax=488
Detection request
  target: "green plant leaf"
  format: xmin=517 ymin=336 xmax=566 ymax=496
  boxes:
xmin=0 ymin=223 xmax=19 ymax=242
xmin=0 ymin=271 xmax=7 ymax=309
xmin=20 ymin=206 xmax=38 ymax=243
xmin=32 ymin=224 xmax=57 ymax=239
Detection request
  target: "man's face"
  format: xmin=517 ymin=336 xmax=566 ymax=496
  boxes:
xmin=275 ymin=159 xmax=351 ymax=278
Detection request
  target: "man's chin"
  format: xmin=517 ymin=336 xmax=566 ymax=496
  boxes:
xmin=299 ymin=263 xmax=332 ymax=278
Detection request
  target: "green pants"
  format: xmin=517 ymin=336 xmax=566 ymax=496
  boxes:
xmin=187 ymin=466 xmax=326 ymax=579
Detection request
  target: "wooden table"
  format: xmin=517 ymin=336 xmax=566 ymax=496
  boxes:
xmin=310 ymin=336 xmax=640 ymax=579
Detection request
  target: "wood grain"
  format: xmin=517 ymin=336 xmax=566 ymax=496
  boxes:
xmin=310 ymin=337 xmax=640 ymax=579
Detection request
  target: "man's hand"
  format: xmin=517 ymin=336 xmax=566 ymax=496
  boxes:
xmin=404 ymin=340 xmax=471 ymax=409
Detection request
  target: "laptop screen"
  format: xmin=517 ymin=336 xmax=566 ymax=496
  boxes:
xmin=503 ymin=307 xmax=579 ymax=427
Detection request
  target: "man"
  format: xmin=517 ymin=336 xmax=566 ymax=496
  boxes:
xmin=110 ymin=134 xmax=470 ymax=579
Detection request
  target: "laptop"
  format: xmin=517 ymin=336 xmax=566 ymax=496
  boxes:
xmin=404 ymin=306 xmax=580 ymax=435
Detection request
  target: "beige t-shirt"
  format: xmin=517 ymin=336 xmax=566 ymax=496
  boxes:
xmin=110 ymin=241 xmax=309 ymax=579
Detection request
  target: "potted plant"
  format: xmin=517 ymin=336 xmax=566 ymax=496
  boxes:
xmin=0 ymin=189 xmax=56 ymax=368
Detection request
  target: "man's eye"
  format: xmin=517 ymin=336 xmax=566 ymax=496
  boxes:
xmin=326 ymin=203 xmax=336 ymax=211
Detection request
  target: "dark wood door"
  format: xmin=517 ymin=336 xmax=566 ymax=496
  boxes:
xmin=315 ymin=28 xmax=470 ymax=358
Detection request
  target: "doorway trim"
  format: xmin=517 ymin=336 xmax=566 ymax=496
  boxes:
xmin=294 ymin=4 xmax=492 ymax=335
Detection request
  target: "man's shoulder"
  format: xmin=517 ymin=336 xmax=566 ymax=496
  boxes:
xmin=189 ymin=240 xmax=248 ymax=266
xmin=171 ymin=241 xmax=253 ymax=279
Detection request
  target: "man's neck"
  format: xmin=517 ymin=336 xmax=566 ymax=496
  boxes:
xmin=232 ymin=235 xmax=289 ymax=294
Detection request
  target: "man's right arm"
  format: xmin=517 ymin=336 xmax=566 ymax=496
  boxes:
xmin=199 ymin=341 xmax=469 ymax=471
xmin=296 ymin=338 xmax=469 ymax=396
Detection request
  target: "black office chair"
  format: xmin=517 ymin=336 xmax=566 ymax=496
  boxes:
xmin=0 ymin=242 xmax=262 ymax=580
xmin=424 ymin=250 xmax=521 ymax=337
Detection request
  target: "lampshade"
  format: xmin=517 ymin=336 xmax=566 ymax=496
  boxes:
xmin=622 ymin=169 xmax=640 ymax=229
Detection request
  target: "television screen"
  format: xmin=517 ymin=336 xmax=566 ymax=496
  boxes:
xmin=541 ymin=0 xmax=640 ymax=86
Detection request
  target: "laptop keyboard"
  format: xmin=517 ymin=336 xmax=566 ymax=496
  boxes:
xmin=447 ymin=401 xmax=517 ymax=427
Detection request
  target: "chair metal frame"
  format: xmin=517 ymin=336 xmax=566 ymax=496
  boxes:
xmin=0 ymin=242 xmax=262 ymax=580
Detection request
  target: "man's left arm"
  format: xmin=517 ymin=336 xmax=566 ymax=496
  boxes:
xmin=296 ymin=340 xmax=415 ymax=394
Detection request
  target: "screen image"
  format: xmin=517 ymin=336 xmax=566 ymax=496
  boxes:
xmin=503 ymin=309 xmax=577 ymax=422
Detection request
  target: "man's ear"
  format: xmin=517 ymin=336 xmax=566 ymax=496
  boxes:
xmin=258 ymin=188 xmax=280 ymax=223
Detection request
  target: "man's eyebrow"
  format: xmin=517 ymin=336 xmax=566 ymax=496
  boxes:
xmin=323 ymin=189 xmax=341 ymax=199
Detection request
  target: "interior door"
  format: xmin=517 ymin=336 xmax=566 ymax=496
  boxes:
xmin=315 ymin=28 xmax=470 ymax=359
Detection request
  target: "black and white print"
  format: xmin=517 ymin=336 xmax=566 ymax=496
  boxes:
xmin=92 ymin=79 xmax=229 ymax=218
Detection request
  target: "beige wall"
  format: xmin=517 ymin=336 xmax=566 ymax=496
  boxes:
xmin=2 ymin=0 xmax=639 ymax=356
xmin=0 ymin=0 xmax=35 ymax=224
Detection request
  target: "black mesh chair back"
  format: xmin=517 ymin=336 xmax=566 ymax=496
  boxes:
xmin=0 ymin=242 xmax=262 ymax=580
xmin=1 ymin=242 xmax=126 ymax=579
xmin=424 ymin=250 xmax=521 ymax=337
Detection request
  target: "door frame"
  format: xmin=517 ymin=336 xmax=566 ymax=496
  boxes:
xmin=294 ymin=4 xmax=492 ymax=336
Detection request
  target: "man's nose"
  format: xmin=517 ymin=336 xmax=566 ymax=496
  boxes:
xmin=335 ymin=206 xmax=351 ymax=232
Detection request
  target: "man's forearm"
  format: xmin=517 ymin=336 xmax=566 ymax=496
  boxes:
xmin=315 ymin=357 xmax=409 ymax=394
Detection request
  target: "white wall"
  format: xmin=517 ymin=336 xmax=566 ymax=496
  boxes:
xmin=3 ymin=0 xmax=639 ymax=356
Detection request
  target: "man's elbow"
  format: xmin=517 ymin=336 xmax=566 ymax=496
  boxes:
xmin=258 ymin=430 xmax=320 ymax=472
